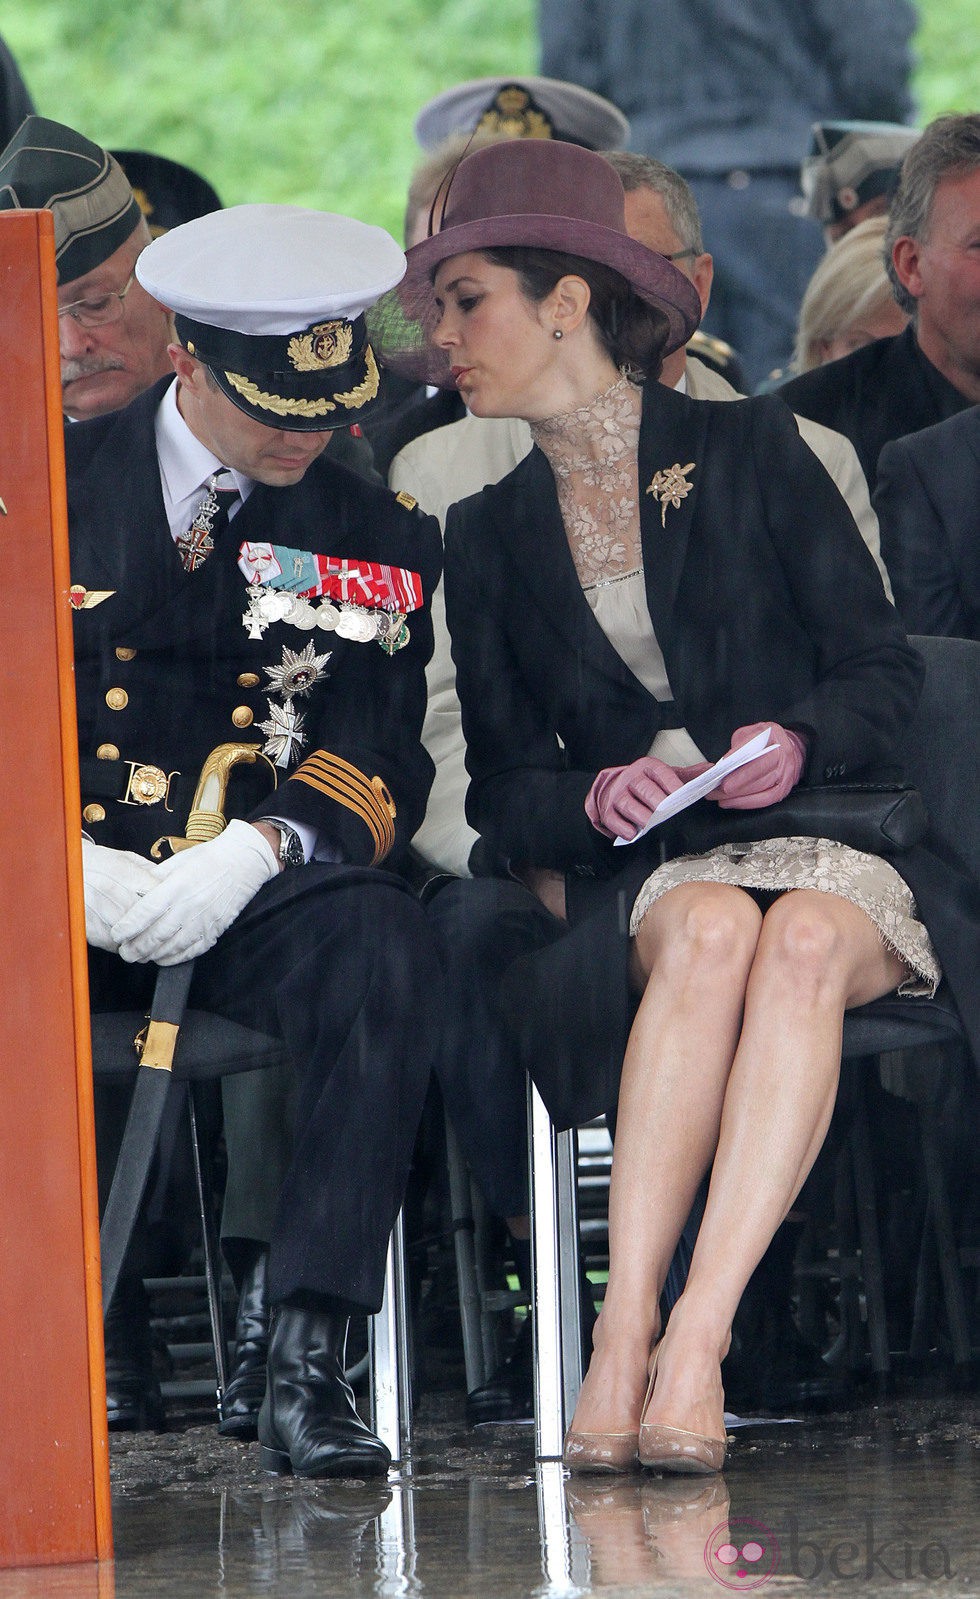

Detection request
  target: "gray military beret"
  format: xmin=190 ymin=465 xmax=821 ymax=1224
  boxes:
xmin=0 ymin=115 xmax=142 ymax=284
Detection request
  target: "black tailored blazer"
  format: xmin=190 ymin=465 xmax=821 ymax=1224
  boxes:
xmin=778 ymin=326 xmax=971 ymax=491
xmin=65 ymin=379 xmax=442 ymax=876
xmin=874 ymin=405 xmax=980 ymax=640
xmin=443 ymin=380 xmax=980 ymax=1126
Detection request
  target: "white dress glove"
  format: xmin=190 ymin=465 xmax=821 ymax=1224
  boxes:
xmin=110 ymin=819 xmax=279 ymax=966
xmin=81 ymin=837 xmax=158 ymax=952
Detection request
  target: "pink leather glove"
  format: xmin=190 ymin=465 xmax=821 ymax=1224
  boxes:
xmin=586 ymin=757 xmax=700 ymax=841
xmin=713 ymin=722 xmax=808 ymax=810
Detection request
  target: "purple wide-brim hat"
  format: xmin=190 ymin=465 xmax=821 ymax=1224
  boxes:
xmin=368 ymin=140 xmax=702 ymax=388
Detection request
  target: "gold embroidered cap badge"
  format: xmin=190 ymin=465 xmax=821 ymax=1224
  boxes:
xmin=287 ymin=320 xmax=354 ymax=372
xmin=477 ymin=86 xmax=553 ymax=140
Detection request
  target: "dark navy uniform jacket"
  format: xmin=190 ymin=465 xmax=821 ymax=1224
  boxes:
xmin=65 ymin=379 xmax=442 ymax=873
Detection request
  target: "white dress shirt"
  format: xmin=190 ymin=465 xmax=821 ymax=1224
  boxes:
xmin=154 ymin=377 xmax=251 ymax=539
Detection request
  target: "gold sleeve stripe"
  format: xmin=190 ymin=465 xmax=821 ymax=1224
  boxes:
xmin=292 ymin=751 xmax=397 ymax=864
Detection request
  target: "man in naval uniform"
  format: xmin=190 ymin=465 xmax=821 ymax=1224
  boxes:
xmin=66 ymin=202 xmax=442 ymax=1477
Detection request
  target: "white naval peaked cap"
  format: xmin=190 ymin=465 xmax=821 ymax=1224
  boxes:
xmin=136 ymin=205 xmax=406 ymax=432
xmin=135 ymin=203 xmax=406 ymax=335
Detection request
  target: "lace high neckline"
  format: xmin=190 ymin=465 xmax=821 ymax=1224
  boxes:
xmin=530 ymin=373 xmax=643 ymax=590
xmin=531 ymin=372 xmax=640 ymax=452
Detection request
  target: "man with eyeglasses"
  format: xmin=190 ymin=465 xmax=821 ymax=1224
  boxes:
xmin=0 ymin=115 xmax=174 ymax=420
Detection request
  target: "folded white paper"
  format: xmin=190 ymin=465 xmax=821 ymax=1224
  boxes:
xmin=614 ymin=726 xmax=777 ymax=846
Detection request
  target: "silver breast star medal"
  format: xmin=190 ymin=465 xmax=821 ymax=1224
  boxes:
xmin=257 ymin=698 xmax=307 ymax=767
xmin=263 ymin=641 xmax=332 ymax=697
xmin=647 ymin=461 xmax=695 ymax=527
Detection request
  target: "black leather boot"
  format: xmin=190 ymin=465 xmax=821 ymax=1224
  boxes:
xmin=103 ymin=1275 xmax=165 ymax=1432
xmin=466 ymin=1312 xmax=533 ymax=1425
xmin=218 ymin=1247 xmax=270 ymax=1441
xmin=466 ymin=1243 xmax=598 ymax=1425
xmin=258 ymin=1306 xmax=391 ymax=1478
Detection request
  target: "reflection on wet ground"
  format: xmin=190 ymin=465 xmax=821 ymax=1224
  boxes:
xmin=2 ymin=1393 xmax=978 ymax=1596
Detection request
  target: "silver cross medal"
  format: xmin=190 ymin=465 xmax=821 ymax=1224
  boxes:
xmin=257 ymin=698 xmax=307 ymax=767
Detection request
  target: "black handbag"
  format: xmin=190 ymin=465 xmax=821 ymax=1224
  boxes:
xmin=669 ymin=783 xmax=927 ymax=859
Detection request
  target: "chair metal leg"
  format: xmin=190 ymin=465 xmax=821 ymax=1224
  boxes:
xmin=445 ymin=1116 xmax=490 ymax=1392
xmin=187 ymin=1084 xmax=228 ymax=1409
xmin=529 ymin=1082 xmax=582 ymax=1460
xmin=829 ymin=1149 xmax=864 ymax=1370
xmin=848 ymin=1085 xmax=891 ymax=1379
xmin=557 ymin=1129 xmax=583 ymax=1407
xmin=377 ymin=1480 xmax=417 ymax=1589
xmin=537 ymin=1458 xmax=590 ymax=1591
xmin=918 ymin=1104 xmax=972 ymax=1365
xmin=369 ymin=1210 xmax=412 ymax=1464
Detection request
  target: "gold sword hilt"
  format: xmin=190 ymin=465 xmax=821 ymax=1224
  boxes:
xmin=151 ymin=741 xmax=277 ymax=858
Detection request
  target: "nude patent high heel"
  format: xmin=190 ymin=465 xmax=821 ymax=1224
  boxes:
xmin=638 ymin=1344 xmax=728 ymax=1476
xmin=562 ymin=1424 xmax=640 ymax=1474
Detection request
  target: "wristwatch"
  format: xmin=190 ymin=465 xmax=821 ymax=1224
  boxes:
xmin=269 ymin=822 xmax=305 ymax=869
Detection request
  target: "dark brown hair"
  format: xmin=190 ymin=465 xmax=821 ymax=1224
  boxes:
xmin=480 ymin=246 xmax=668 ymax=378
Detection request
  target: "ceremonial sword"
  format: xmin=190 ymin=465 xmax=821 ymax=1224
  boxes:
xmin=99 ymin=742 xmax=272 ymax=1315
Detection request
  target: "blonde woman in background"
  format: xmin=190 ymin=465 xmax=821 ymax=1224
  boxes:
xmin=794 ymin=216 xmax=908 ymax=373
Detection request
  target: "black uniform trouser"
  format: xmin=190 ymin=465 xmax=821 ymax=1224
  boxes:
xmin=427 ymin=877 xmax=564 ymax=1220
xmin=89 ymin=866 xmax=442 ymax=1315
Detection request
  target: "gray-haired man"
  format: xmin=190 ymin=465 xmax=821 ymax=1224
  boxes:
xmin=0 ymin=115 xmax=173 ymax=420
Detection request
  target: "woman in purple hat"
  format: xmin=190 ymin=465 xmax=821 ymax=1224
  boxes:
xmin=379 ymin=139 xmax=957 ymax=1474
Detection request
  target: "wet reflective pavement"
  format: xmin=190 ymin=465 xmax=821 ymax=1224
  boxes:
xmin=3 ymin=1392 xmax=978 ymax=1597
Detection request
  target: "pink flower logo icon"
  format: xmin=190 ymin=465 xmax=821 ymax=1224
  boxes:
xmin=704 ymin=1518 xmax=781 ymax=1588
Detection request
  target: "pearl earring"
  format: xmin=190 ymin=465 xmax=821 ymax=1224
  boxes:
xmin=553 ymin=329 xmax=563 ymax=340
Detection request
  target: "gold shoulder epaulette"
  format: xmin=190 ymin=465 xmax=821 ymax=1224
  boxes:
xmin=395 ymin=490 xmax=418 ymax=512
xmin=689 ymin=329 xmax=736 ymax=367
xmin=291 ymin=750 xmax=396 ymax=864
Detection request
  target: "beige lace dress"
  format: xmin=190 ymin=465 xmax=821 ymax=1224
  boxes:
xmin=530 ymin=375 xmax=940 ymax=996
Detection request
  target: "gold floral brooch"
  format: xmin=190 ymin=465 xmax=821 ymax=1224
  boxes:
xmin=647 ymin=461 xmax=695 ymax=527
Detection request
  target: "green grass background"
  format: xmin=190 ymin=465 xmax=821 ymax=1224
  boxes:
xmin=3 ymin=2 xmax=976 ymax=242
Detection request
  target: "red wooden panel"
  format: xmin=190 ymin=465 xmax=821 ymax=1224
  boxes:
xmin=0 ymin=210 xmax=112 ymax=1568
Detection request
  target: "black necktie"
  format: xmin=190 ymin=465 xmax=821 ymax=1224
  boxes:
xmin=175 ymin=471 xmax=239 ymax=573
